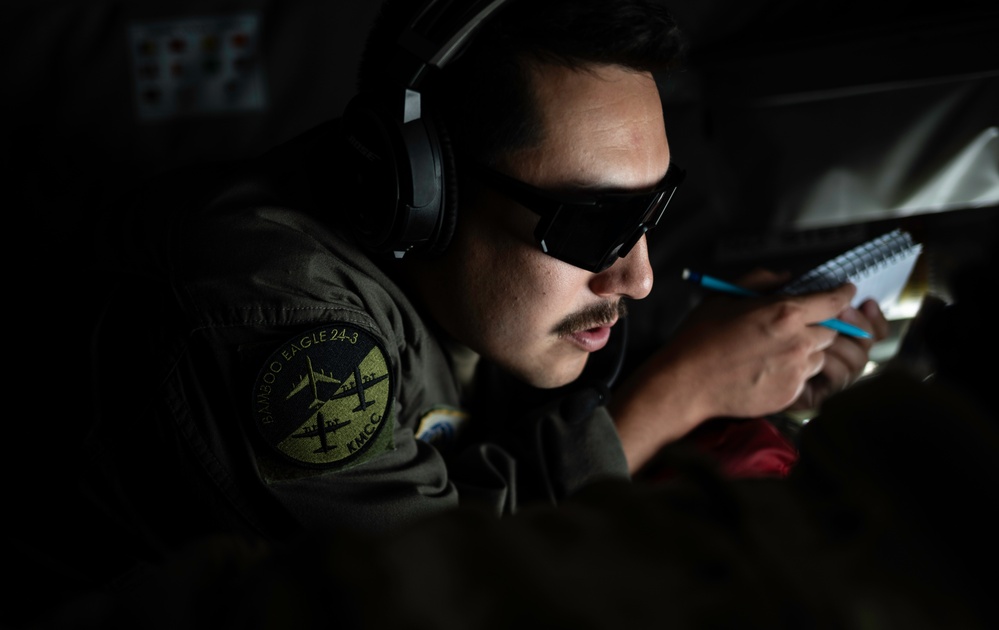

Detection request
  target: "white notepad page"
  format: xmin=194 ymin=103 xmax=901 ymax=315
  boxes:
xmin=781 ymin=229 xmax=923 ymax=313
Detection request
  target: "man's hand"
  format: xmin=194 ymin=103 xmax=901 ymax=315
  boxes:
xmin=610 ymin=268 xmax=888 ymax=473
xmin=789 ymin=297 xmax=889 ymax=412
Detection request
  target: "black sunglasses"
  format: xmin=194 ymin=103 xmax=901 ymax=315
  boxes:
xmin=472 ymin=163 xmax=685 ymax=272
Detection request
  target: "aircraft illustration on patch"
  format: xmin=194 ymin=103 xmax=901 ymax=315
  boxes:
xmin=286 ymin=356 xmax=342 ymax=404
xmin=288 ymin=356 xmax=389 ymax=454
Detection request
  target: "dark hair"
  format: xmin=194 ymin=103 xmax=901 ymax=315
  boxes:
xmin=356 ymin=0 xmax=686 ymax=164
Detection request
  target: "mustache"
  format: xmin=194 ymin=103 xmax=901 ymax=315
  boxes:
xmin=553 ymin=300 xmax=628 ymax=337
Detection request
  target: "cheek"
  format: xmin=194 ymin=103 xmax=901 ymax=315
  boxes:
xmin=453 ymin=196 xmax=586 ymax=348
xmin=463 ymin=236 xmax=535 ymax=326
xmin=473 ymin=247 xmax=578 ymax=344
xmin=457 ymin=239 xmax=535 ymax=334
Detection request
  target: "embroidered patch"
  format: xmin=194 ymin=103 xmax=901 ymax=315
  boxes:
xmin=415 ymin=406 xmax=470 ymax=451
xmin=252 ymin=323 xmax=394 ymax=470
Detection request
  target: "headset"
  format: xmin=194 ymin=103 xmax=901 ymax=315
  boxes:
xmin=341 ymin=0 xmax=512 ymax=259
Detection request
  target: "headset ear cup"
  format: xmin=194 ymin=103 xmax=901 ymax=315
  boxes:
xmin=424 ymin=112 xmax=458 ymax=258
xmin=341 ymin=93 xmax=452 ymax=258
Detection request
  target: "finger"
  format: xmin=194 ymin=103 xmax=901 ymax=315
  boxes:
xmin=857 ymin=299 xmax=890 ymax=341
xmin=800 ymin=283 xmax=858 ymax=323
xmin=791 ymin=325 xmax=837 ymax=378
xmin=777 ymin=346 xmax=828 ymax=412
xmin=821 ymin=336 xmax=869 ymax=385
xmin=835 ymin=300 xmax=890 ymax=346
xmin=830 ymin=308 xmax=876 ymax=350
xmin=807 ymin=346 xmax=830 ymax=379
xmin=790 ymin=347 xmax=855 ymax=413
xmin=803 ymin=318 xmax=839 ymax=352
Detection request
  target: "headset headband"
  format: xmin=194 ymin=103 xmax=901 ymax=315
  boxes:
xmin=396 ymin=0 xmax=510 ymax=88
xmin=341 ymin=0 xmax=512 ymax=258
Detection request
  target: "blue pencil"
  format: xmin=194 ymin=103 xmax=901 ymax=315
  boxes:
xmin=682 ymin=268 xmax=872 ymax=339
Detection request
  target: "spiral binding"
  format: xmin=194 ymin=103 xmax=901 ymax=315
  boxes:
xmin=782 ymin=229 xmax=919 ymax=296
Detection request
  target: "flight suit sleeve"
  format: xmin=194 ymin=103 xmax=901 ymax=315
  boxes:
xmin=226 ymin=312 xmax=463 ymax=535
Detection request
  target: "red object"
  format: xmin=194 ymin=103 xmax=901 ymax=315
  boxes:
xmin=645 ymin=417 xmax=799 ymax=481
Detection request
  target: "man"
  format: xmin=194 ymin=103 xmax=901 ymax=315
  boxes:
xmin=82 ymin=0 xmax=886 ymax=583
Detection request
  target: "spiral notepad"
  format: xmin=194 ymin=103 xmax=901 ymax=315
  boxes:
xmin=782 ymin=229 xmax=922 ymax=310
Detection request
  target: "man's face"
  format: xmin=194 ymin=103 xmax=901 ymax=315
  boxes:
xmin=409 ymin=62 xmax=671 ymax=388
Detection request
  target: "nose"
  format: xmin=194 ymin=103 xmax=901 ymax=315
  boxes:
xmin=589 ymin=234 xmax=654 ymax=300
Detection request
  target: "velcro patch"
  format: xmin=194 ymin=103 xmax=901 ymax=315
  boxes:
xmin=252 ymin=323 xmax=394 ymax=470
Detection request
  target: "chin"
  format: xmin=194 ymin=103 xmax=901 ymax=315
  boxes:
xmin=517 ymin=356 xmax=588 ymax=390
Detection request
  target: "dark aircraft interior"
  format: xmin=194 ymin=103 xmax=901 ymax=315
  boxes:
xmin=7 ymin=0 xmax=998 ymax=627
xmin=11 ymin=0 xmax=997 ymax=369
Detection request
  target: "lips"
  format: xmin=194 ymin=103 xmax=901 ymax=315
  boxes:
xmin=566 ymin=320 xmax=615 ymax=352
